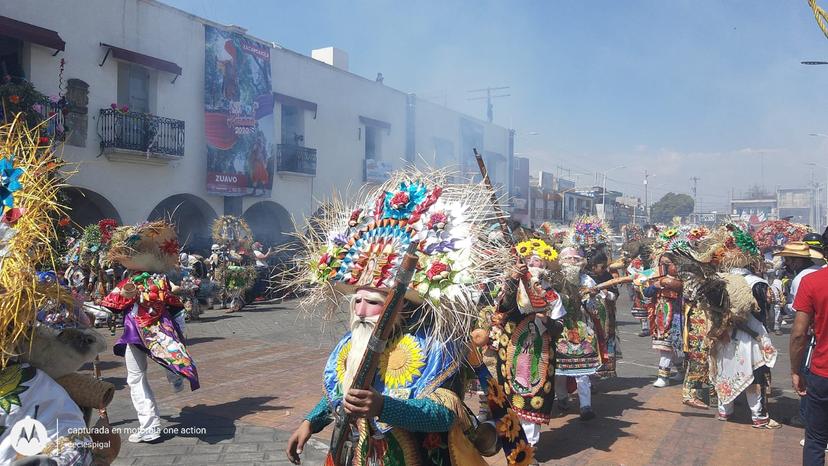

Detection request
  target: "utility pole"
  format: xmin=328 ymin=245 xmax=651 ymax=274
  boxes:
xmin=644 ymin=170 xmax=651 ymax=224
xmin=690 ymin=176 xmax=700 ymax=214
xmin=468 ymin=87 xmax=510 ymax=123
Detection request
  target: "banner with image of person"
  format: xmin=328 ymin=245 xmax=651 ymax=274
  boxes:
xmin=204 ymin=25 xmax=275 ymax=196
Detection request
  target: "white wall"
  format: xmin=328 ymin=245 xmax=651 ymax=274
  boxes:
xmin=2 ymin=0 xmax=511 ymax=233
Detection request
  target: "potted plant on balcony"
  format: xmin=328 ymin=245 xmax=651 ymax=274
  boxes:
xmin=0 ymin=76 xmax=66 ymax=138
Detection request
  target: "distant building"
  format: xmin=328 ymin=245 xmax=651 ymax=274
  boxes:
xmin=730 ymin=198 xmax=777 ymax=225
xmin=777 ymin=188 xmax=817 ymax=226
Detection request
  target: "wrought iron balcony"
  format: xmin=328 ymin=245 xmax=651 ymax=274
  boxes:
xmin=277 ymin=144 xmax=317 ymax=176
xmin=98 ymin=108 xmax=184 ymax=162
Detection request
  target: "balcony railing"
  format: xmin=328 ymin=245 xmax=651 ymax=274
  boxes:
xmin=277 ymin=144 xmax=317 ymax=176
xmin=99 ymin=108 xmax=184 ymax=159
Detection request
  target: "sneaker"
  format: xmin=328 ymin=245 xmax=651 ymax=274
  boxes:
xmin=579 ymin=407 xmax=596 ymax=421
xmin=653 ymin=377 xmax=668 ymax=388
xmin=638 ymin=330 xmax=650 ymax=337
xmin=716 ymin=413 xmax=731 ymax=421
xmin=128 ymin=427 xmax=161 ymax=443
xmin=752 ymin=419 xmax=782 ymax=429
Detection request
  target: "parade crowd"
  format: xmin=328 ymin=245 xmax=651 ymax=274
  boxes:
xmin=1 ymin=113 xmax=827 ymax=466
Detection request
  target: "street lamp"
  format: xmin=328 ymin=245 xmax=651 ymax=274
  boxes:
xmin=808 ymin=133 xmax=828 ymax=231
xmin=601 ymin=165 xmax=626 ymax=221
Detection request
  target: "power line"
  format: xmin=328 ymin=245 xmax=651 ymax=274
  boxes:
xmin=467 ymin=87 xmax=510 ymax=123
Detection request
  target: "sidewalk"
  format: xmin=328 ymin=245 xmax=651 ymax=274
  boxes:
xmin=97 ymin=298 xmax=810 ymax=465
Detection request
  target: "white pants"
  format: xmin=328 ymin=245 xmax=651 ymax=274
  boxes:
xmin=554 ymin=375 xmax=592 ymax=408
xmin=124 ymin=344 xmax=161 ymax=431
xmin=658 ymin=350 xmax=682 ymax=377
xmin=520 ymin=420 xmax=541 ymax=446
xmin=717 ymin=384 xmax=767 ymax=422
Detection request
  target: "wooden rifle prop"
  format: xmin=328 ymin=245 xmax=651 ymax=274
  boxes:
xmin=326 ymin=242 xmax=420 ymax=466
xmin=581 ymin=273 xmax=666 ymax=296
xmin=473 ymin=149 xmax=533 ymax=303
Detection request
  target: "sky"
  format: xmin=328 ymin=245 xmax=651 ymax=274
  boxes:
xmin=164 ymin=0 xmax=828 ymax=212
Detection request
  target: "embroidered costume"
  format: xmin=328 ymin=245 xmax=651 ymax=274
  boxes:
xmin=491 ymin=236 xmax=563 ymax=445
xmin=103 ymin=221 xmax=200 ymax=443
xmin=286 ymin=168 xmax=533 ymax=465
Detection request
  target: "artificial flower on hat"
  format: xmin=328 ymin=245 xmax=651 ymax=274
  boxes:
xmin=286 ymin=166 xmax=512 ymax=346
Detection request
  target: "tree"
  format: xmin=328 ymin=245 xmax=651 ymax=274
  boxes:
xmin=650 ymin=192 xmax=694 ymax=223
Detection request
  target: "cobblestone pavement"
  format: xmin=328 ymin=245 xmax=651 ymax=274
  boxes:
xmin=92 ymin=295 xmax=812 ymax=465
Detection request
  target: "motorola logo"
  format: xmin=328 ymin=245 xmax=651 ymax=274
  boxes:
xmin=10 ymin=418 xmax=47 ymax=456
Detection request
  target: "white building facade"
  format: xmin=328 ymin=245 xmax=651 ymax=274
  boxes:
xmin=0 ymin=0 xmax=513 ymax=251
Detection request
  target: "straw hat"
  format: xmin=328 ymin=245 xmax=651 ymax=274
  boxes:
xmin=773 ymin=241 xmax=824 ymax=260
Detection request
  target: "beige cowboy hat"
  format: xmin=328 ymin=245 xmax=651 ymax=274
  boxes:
xmin=773 ymin=241 xmax=824 ymax=260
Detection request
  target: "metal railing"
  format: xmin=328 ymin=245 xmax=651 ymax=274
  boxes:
xmin=99 ymin=108 xmax=185 ymax=158
xmin=277 ymin=143 xmax=317 ymax=175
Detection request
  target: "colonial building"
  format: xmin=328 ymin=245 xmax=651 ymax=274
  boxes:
xmin=0 ymin=0 xmax=512 ymax=251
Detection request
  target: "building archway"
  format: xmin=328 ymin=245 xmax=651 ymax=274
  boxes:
xmin=148 ymin=194 xmax=217 ymax=254
xmin=62 ymin=187 xmax=122 ymax=227
xmin=242 ymin=201 xmax=293 ymax=246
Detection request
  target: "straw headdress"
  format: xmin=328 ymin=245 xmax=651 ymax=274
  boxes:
xmin=282 ymin=166 xmax=512 ymax=349
xmin=0 ymin=115 xmax=70 ymax=366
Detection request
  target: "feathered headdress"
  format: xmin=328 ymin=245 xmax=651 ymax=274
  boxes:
xmin=0 ymin=115 xmax=69 ymax=366
xmin=283 ymin=166 xmax=512 ymax=348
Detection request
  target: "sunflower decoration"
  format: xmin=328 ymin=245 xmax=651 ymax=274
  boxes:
xmin=379 ymin=334 xmax=426 ymax=389
xmin=496 ymin=410 xmax=521 ymax=442
xmin=507 ymin=440 xmax=536 ymax=466
xmin=530 ymin=396 xmax=544 ymax=409
xmin=661 ymin=227 xmax=679 ymax=240
xmin=511 ymin=394 xmax=525 ymax=410
xmin=334 ymin=340 xmax=352 ymax=385
xmin=487 ymin=378 xmax=507 ymax=407
xmin=516 ymin=238 xmax=557 ymax=261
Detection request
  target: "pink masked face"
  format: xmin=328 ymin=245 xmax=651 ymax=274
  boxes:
xmin=526 ymin=255 xmax=543 ymax=268
xmin=353 ymin=289 xmax=387 ymax=319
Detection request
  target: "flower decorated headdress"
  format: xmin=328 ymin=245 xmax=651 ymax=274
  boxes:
xmin=107 ymin=221 xmax=180 ymax=273
xmin=688 ymin=224 xmax=762 ymax=271
xmin=753 ymin=220 xmax=809 ymax=253
xmin=285 ymin=166 xmax=512 ymax=347
xmin=651 ymin=225 xmax=713 ymax=260
xmin=571 ymin=216 xmax=610 ymax=247
xmin=515 ymin=237 xmax=558 ymax=262
xmin=211 ymin=215 xmax=253 ymax=251
xmin=0 ymin=115 xmax=70 ymax=366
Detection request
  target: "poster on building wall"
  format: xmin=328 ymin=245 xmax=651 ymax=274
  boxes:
xmin=204 ymin=25 xmax=275 ymax=196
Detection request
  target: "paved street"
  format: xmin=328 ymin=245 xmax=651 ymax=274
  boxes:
xmin=93 ymin=293 xmax=810 ymax=465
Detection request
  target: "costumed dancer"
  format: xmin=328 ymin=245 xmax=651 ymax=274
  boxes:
xmin=284 ymin=168 xmax=535 ymax=466
xmin=553 ymin=246 xmax=603 ymax=421
xmin=675 ymin=226 xmax=719 ymax=409
xmin=102 ymin=222 xmax=200 ymax=443
xmin=645 ymin=227 xmax=686 ymax=388
xmin=621 ymin=231 xmax=655 ymax=337
xmin=0 ymin=116 xmax=119 ymax=464
xmin=685 ymin=225 xmax=780 ymax=428
xmin=491 ymin=236 xmax=563 ymax=447
xmin=211 ymin=216 xmax=257 ymax=313
xmin=573 ymin=217 xmax=619 ymax=379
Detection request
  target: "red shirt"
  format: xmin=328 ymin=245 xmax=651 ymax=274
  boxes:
xmin=793 ymin=267 xmax=828 ymax=377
